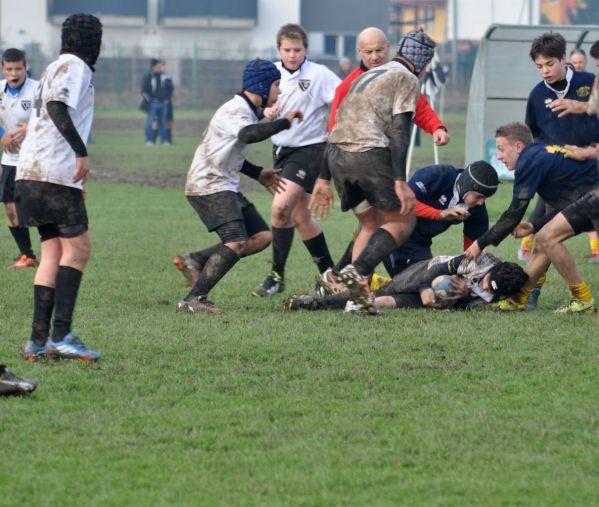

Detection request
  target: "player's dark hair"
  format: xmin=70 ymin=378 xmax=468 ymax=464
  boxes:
xmin=590 ymin=41 xmax=599 ymax=60
xmin=277 ymin=24 xmax=308 ymax=50
xmin=488 ymin=262 xmax=528 ymax=297
xmin=2 ymin=48 xmax=26 ymax=66
xmin=495 ymin=122 xmax=533 ymax=146
xmin=529 ymin=32 xmax=566 ymax=61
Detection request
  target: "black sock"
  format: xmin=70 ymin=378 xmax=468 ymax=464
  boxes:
xmin=189 ymin=244 xmax=221 ymax=270
xmin=303 ymin=231 xmax=333 ymax=273
xmin=272 ymin=227 xmax=294 ymax=278
xmin=334 ymin=239 xmax=354 ymax=273
xmin=52 ymin=266 xmax=83 ymax=341
xmin=152 ymin=129 xmax=158 ymax=143
xmin=31 ymin=285 xmax=55 ymax=345
xmin=166 ymin=128 xmax=172 ymax=143
xmin=9 ymin=226 xmax=34 ymax=258
xmin=353 ymin=228 xmax=398 ymax=276
xmin=185 ymin=244 xmax=240 ymax=300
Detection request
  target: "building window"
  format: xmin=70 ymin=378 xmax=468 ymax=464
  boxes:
xmin=324 ymin=35 xmax=337 ymax=56
xmin=343 ymin=35 xmax=357 ymax=58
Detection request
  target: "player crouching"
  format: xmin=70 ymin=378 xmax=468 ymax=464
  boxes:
xmin=174 ymin=59 xmax=303 ymax=314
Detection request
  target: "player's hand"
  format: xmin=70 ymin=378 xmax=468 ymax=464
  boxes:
xmin=432 ymin=128 xmax=450 ymax=146
xmin=512 ymin=222 xmax=534 ymax=238
xmin=310 ymin=178 xmax=334 ymax=220
xmin=13 ymin=122 xmax=28 ymax=143
xmin=564 ymin=144 xmax=598 ymax=161
xmin=440 ymin=206 xmax=470 ymax=221
xmin=258 ymin=168 xmax=286 ymax=195
xmin=263 ymin=106 xmax=282 ymax=119
xmin=448 ymin=276 xmax=469 ymax=299
xmin=420 ymin=288 xmax=438 ymax=307
xmin=464 ymin=240 xmax=482 ymax=260
xmin=1 ymin=131 xmax=19 ymax=153
xmin=549 ymin=98 xmax=587 ymax=118
xmin=394 ymin=180 xmax=416 ymax=215
xmin=286 ymin=110 xmax=303 ymax=124
xmin=73 ymin=156 xmax=90 ymax=184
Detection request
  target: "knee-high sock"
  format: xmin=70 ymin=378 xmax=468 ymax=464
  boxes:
xmin=185 ymin=244 xmax=240 ymax=300
xmin=353 ymin=228 xmax=397 ymax=276
xmin=303 ymin=232 xmax=333 ymax=273
xmin=52 ymin=266 xmax=83 ymax=341
xmin=9 ymin=226 xmax=34 ymax=258
xmin=189 ymin=244 xmax=221 ymax=270
xmin=334 ymin=239 xmax=354 ymax=274
xmin=31 ymin=285 xmax=55 ymax=345
xmin=272 ymin=226 xmax=294 ymax=278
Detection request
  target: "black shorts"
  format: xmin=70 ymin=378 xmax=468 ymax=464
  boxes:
xmin=0 ymin=164 xmax=17 ymax=203
xmin=561 ymin=188 xmax=599 ymax=234
xmin=327 ymin=144 xmax=400 ymax=212
xmin=273 ymin=143 xmax=325 ymax=193
xmin=15 ymin=180 xmax=88 ymax=227
xmin=187 ymin=191 xmax=269 ymax=243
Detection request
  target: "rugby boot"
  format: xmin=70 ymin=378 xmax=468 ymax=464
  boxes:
xmin=338 ymin=264 xmax=374 ymax=312
xmin=587 ymin=252 xmax=599 ymax=264
xmin=9 ymin=255 xmax=39 ymax=269
xmin=252 ymin=271 xmax=285 ymax=298
xmin=176 ymin=295 xmax=224 ymax=315
xmin=526 ymin=287 xmax=542 ymax=310
xmin=45 ymin=332 xmax=101 ymax=361
xmin=172 ymin=253 xmax=202 ymax=287
xmin=22 ymin=340 xmax=47 ymax=362
xmin=0 ymin=365 xmax=37 ymax=396
xmin=343 ymin=299 xmax=380 ymax=316
xmin=553 ymin=298 xmax=595 ymax=314
xmin=315 ymin=268 xmax=346 ymax=296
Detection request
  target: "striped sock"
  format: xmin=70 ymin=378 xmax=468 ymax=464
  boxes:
xmin=513 ymin=288 xmax=532 ymax=305
xmin=521 ymin=236 xmax=534 ymax=254
xmin=534 ymin=272 xmax=547 ymax=289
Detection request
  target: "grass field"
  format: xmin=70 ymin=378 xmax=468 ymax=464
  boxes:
xmin=1 ymin=110 xmax=598 ymax=506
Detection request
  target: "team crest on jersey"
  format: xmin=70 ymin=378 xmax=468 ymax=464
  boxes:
xmin=438 ymin=195 xmax=448 ymax=205
xmin=21 ymin=100 xmax=32 ymax=111
xmin=576 ymin=85 xmax=591 ymax=98
xmin=298 ymin=79 xmax=311 ymax=91
xmin=544 ymin=98 xmax=553 ymax=109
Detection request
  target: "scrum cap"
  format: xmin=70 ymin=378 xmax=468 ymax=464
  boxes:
xmin=61 ymin=14 xmax=103 ymax=70
xmin=457 ymin=161 xmax=499 ymax=200
xmin=242 ymin=59 xmax=281 ymax=106
xmin=396 ymin=29 xmax=436 ymax=75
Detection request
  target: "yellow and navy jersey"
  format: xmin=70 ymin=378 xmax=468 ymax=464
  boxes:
xmin=513 ymin=143 xmax=599 ymax=210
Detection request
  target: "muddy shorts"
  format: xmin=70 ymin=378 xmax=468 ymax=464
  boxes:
xmin=327 ymin=144 xmax=401 ymax=212
xmin=273 ymin=143 xmax=325 ymax=193
xmin=0 ymin=165 xmax=17 ymax=202
xmin=187 ymin=191 xmax=269 ymax=243
xmin=561 ymin=187 xmax=599 ymax=234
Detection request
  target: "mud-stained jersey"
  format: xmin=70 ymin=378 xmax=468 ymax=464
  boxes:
xmin=185 ymin=94 xmax=257 ymax=196
xmin=270 ymin=60 xmax=339 ymax=148
xmin=0 ymin=77 xmax=39 ymax=166
xmin=328 ymin=60 xmax=420 ymax=152
xmin=16 ymin=54 xmax=94 ymax=190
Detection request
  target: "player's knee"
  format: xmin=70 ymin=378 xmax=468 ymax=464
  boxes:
xmin=271 ymin=204 xmax=291 ymax=226
xmin=253 ymin=230 xmax=272 ymax=250
xmin=225 ymin=240 xmax=246 ymax=256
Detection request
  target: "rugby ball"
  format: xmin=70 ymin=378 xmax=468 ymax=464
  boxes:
xmin=431 ymin=275 xmax=454 ymax=301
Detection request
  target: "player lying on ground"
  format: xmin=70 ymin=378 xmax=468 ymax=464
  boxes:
xmin=315 ymin=160 xmax=499 ymax=298
xmin=284 ymin=252 xmax=528 ymax=314
xmin=465 ymin=122 xmax=599 ymax=314
xmin=173 ymin=59 xmax=303 ymax=314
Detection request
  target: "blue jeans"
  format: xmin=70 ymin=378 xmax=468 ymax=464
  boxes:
xmin=145 ymin=101 xmax=167 ymax=143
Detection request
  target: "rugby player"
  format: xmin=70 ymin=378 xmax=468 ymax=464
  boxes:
xmin=174 ymin=59 xmax=303 ymax=314
xmin=17 ymin=14 xmax=103 ymax=361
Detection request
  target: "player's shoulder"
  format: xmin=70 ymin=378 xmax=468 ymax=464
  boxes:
xmin=303 ymin=60 xmax=339 ymax=80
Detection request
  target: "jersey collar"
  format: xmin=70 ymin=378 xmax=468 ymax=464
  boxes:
xmin=281 ymin=58 xmax=306 ymax=75
xmin=543 ymin=67 xmax=573 ymax=99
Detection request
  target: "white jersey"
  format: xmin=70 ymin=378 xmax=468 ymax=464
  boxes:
xmin=16 ymin=54 xmax=94 ymax=190
xmin=0 ymin=77 xmax=39 ymax=166
xmin=271 ymin=59 xmax=340 ymax=148
xmin=185 ymin=94 xmax=258 ymax=196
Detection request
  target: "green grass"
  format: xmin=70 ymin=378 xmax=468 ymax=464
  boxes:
xmin=0 ymin=110 xmax=598 ymax=506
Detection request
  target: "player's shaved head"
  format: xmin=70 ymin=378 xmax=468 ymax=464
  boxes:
xmin=357 ymin=27 xmax=388 ymax=48
xmin=356 ymin=27 xmax=389 ymax=69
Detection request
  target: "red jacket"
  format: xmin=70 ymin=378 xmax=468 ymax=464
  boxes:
xmin=328 ymin=65 xmax=446 ymax=134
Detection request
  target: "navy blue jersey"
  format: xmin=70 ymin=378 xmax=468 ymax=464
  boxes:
xmin=514 ymin=143 xmax=599 ymax=209
xmin=525 ymin=70 xmax=599 ymax=146
xmin=391 ymin=164 xmax=489 ymax=261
